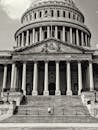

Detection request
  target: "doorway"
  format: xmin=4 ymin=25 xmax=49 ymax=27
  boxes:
xmin=49 ymin=83 xmax=56 ymax=95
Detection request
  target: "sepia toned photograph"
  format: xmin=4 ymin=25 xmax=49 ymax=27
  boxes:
xmin=0 ymin=0 xmax=98 ymax=129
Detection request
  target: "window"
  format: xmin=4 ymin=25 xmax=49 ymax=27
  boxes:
xmin=63 ymin=11 xmax=66 ymax=17
xmin=57 ymin=10 xmax=60 ymax=17
xmin=68 ymin=12 xmax=71 ymax=19
xmin=51 ymin=10 xmax=54 ymax=17
xmin=34 ymin=13 xmax=36 ymax=19
xmin=44 ymin=10 xmax=48 ymax=17
xmin=39 ymin=11 xmax=42 ymax=18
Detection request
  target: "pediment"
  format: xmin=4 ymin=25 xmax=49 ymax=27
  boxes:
xmin=14 ymin=39 xmax=84 ymax=54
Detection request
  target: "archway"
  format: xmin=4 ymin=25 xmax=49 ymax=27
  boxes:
xmin=26 ymin=84 xmax=32 ymax=95
xmin=49 ymin=83 xmax=56 ymax=95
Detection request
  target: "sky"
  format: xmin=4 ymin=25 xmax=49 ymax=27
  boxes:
xmin=0 ymin=0 xmax=98 ymax=50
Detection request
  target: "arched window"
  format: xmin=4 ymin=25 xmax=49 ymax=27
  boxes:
xmin=57 ymin=10 xmax=60 ymax=17
xmin=39 ymin=11 xmax=42 ymax=18
xmin=51 ymin=10 xmax=54 ymax=17
xmin=63 ymin=11 xmax=66 ymax=17
xmin=34 ymin=13 xmax=36 ymax=19
xmin=68 ymin=12 xmax=71 ymax=19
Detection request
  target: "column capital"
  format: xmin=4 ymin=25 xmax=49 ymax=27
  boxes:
xmin=44 ymin=60 xmax=49 ymax=63
xmin=55 ymin=60 xmax=60 ymax=63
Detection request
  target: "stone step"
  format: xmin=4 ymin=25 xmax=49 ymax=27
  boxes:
xmin=1 ymin=115 xmax=98 ymax=123
xmin=17 ymin=96 xmax=89 ymax=116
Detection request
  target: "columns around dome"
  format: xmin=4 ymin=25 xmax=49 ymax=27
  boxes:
xmin=16 ymin=25 xmax=91 ymax=48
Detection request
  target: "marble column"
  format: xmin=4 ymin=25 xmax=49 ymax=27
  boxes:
xmin=76 ymin=29 xmax=79 ymax=46
xmin=26 ymin=30 xmax=29 ymax=46
xmin=47 ymin=26 xmax=50 ymax=38
xmin=22 ymin=62 xmax=26 ymax=95
xmin=44 ymin=61 xmax=49 ymax=95
xmin=2 ymin=65 xmax=7 ymax=91
xmin=18 ymin=35 xmax=21 ymax=47
xmin=85 ymin=34 xmax=87 ymax=46
xmin=33 ymin=28 xmax=35 ymax=43
xmin=39 ymin=27 xmax=42 ymax=41
xmin=55 ymin=26 xmax=58 ymax=39
xmin=81 ymin=31 xmax=84 ymax=46
xmin=70 ymin=28 xmax=72 ymax=44
xmin=32 ymin=61 xmax=38 ymax=96
xmin=89 ymin=61 xmax=94 ymax=91
xmin=10 ymin=63 xmax=16 ymax=91
xmin=66 ymin=61 xmax=72 ymax=95
xmin=63 ymin=26 xmax=65 ymax=42
xmin=78 ymin=61 xmax=82 ymax=95
xmin=21 ymin=32 xmax=24 ymax=47
xmin=14 ymin=65 xmax=17 ymax=91
xmin=55 ymin=61 xmax=61 ymax=95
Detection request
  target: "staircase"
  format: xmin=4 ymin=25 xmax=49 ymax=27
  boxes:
xmin=17 ymin=96 xmax=89 ymax=116
xmin=1 ymin=95 xmax=98 ymax=123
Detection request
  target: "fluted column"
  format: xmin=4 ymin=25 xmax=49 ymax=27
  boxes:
xmin=26 ymin=30 xmax=29 ymax=46
xmin=55 ymin=26 xmax=58 ymax=39
xmin=63 ymin=26 xmax=65 ymax=42
xmin=18 ymin=35 xmax=21 ymax=47
xmin=89 ymin=61 xmax=94 ymax=91
xmin=66 ymin=61 xmax=72 ymax=95
xmin=32 ymin=61 xmax=38 ymax=96
xmin=2 ymin=65 xmax=7 ymax=91
xmin=47 ymin=26 xmax=50 ymax=38
xmin=11 ymin=63 xmax=16 ymax=91
xmin=70 ymin=28 xmax=72 ymax=44
xmin=14 ymin=65 xmax=17 ymax=91
xmin=33 ymin=28 xmax=35 ymax=43
xmin=76 ymin=29 xmax=79 ymax=46
xmin=55 ymin=61 xmax=61 ymax=95
xmin=44 ymin=61 xmax=49 ymax=95
xmin=81 ymin=32 xmax=84 ymax=46
xmin=78 ymin=61 xmax=82 ymax=95
xmin=39 ymin=27 xmax=42 ymax=41
xmin=21 ymin=32 xmax=24 ymax=47
xmin=22 ymin=63 xmax=26 ymax=95
xmin=85 ymin=34 xmax=87 ymax=46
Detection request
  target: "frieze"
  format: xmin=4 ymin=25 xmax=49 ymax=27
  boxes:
xmin=12 ymin=53 xmax=92 ymax=62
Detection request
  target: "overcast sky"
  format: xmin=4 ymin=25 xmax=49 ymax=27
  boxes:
xmin=0 ymin=0 xmax=98 ymax=50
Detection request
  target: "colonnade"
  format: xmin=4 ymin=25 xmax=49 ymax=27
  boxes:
xmin=16 ymin=26 xmax=90 ymax=48
xmin=2 ymin=60 xmax=94 ymax=96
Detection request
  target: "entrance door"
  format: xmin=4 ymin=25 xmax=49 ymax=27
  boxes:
xmin=49 ymin=83 xmax=55 ymax=95
xmin=26 ymin=84 xmax=32 ymax=95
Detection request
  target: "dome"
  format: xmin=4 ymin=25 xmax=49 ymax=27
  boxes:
xmin=29 ymin=0 xmax=77 ymax=10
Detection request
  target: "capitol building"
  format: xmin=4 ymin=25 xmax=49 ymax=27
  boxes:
xmin=0 ymin=0 xmax=98 ymax=96
xmin=1 ymin=0 xmax=98 ymax=128
xmin=0 ymin=0 xmax=96 ymax=97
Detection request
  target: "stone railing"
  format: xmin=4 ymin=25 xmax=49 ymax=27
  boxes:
xmin=81 ymin=92 xmax=98 ymax=118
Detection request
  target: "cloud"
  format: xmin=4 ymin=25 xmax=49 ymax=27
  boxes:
xmin=0 ymin=0 xmax=32 ymax=19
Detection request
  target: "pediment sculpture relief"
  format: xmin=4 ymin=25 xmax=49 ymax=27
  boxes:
xmin=41 ymin=42 xmax=62 ymax=53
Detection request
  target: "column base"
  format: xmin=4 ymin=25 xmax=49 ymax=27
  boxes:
xmin=66 ymin=91 xmax=72 ymax=96
xmin=32 ymin=91 xmax=38 ymax=96
xmin=55 ymin=90 xmax=61 ymax=96
xmin=44 ymin=91 xmax=49 ymax=96
xmin=10 ymin=88 xmax=16 ymax=92
xmin=78 ymin=91 xmax=81 ymax=96
xmin=23 ymin=91 xmax=26 ymax=96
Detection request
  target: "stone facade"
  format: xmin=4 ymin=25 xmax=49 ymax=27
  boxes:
xmin=0 ymin=0 xmax=98 ymax=96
